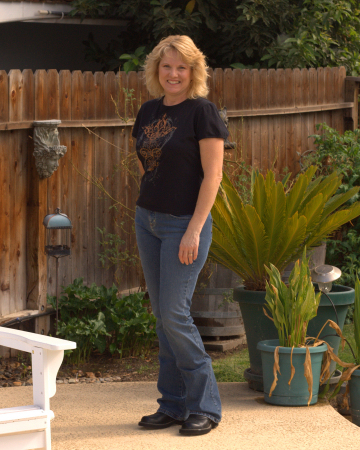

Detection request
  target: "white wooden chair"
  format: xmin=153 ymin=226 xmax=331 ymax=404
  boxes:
xmin=0 ymin=327 xmax=76 ymax=450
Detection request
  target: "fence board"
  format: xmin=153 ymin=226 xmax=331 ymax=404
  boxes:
xmin=35 ymin=70 xmax=48 ymax=120
xmin=308 ymin=68 xmax=318 ymax=153
xmin=9 ymin=70 xmax=23 ymax=122
xmin=0 ymin=70 xmax=9 ymax=122
xmin=242 ymin=69 xmax=252 ymax=167
xmin=22 ymin=70 xmax=34 ymax=121
xmin=0 ymin=130 xmax=10 ymax=316
xmin=251 ymin=69 xmax=261 ymax=169
xmin=276 ymin=69 xmax=286 ymax=172
xmin=59 ymin=71 xmax=72 ymax=120
xmin=293 ymin=69 xmax=302 ymax=175
xmin=48 ymin=70 xmax=60 ymax=119
xmin=285 ymin=68 xmax=295 ymax=174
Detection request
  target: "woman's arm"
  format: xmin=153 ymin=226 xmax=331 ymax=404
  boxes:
xmin=178 ymin=137 xmax=224 ymax=265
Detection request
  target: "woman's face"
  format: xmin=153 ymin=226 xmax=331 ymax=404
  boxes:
xmin=158 ymin=49 xmax=192 ymax=104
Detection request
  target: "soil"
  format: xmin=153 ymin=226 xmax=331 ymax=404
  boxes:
xmin=58 ymin=344 xmax=247 ymax=381
xmin=0 ymin=344 xmax=247 ymax=385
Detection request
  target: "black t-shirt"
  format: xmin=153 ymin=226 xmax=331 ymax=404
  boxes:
xmin=132 ymin=97 xmax=229 ymax=215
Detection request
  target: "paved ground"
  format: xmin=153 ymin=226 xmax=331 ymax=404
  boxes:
xmin=2 ymin=382 xmax=360 ymax=450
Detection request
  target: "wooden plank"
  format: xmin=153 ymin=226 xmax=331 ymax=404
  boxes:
xmin=251 ymin=69 xmax=261 ymax=170
xmin=57 ymin=70 xmax=72 ymax=290
xmin=267 ymin=69 xmax=276 ymax=171
xmin=8 ymin=71 xmax=23 ymax=316
xmin=332 ymin=67 xmax=345 ymax=133
xmin=84 ymin=72 xmax=96 ymax=285
xmin=9 ymin=70 xmax=23 ymax=122
xmin=15 ymin=131 xmax=27 ymax=313
xmin=127 ymin=71 xmax=138 ymax=120
xmin=324 ymin=66 xmax=334 ymax=129
xmin=293 ymin=68 xmax=302 ymax=176
xmin=105 ymin=71 xmax=117 ymax=119
xmin=337 ymin=66 xmax=347 ymax=133
xmin=94 ymin=72 xmax=106 ymax=287
xmin=232 ymin=69 xmax=243 ymax=163
xmin=276 ymin=69 xmax=286 ymax=175
xmin=307 ymin=67 xmax=318 ymax=153
xmin=0 ymin=71 xmax=9 ymax=122
xmin=138 ymin=69 xmax=149 ymax=110
xmin=22 ymin=70 xmax=34 ymax=122
xmin=59 ymin=70 xmax=72 ymax=121
xmin=116 ymin=71 xmax=126 ymax=119
xmin=242 ymin=69 xmax=252 ymax=167
xmin=47 ymin=69 xmax=60 ymax=119
xmin=299 ymin=68 xmax=310 ymax=173
xmin=46 ymin=69 xmax=62 ymax=252
xmin=34 ymin=70 xmax=48 ymax=120
xmin=70 ymin=71 xmax=86 ymax=283
xmin=213 ymin=68 xmax=224 ymax=109
xmin=0 ymin=127 xmax=10 ymax=317
xmin=94 ymin=72 xmax=106 ymax=119
xmin=26 ymin=132 xmax=47 ymax=322
xmin=259 ymin=69 xmax=269 ymax=172
xmin=84 ymin=72 xmax=96 ymax=121
xmin=285 ymin=68 xmax=295 ymax=175
xmin=315 ymin=67 xmax=326 ymax=135
xmin=223 ymin=68 xmax=235 ymax=112
xmin=0 ymin=81 xmax=12 ymax=322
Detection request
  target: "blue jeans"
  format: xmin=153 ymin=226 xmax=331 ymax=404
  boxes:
xmin=135 ymin=206 xmax=222 ymax=423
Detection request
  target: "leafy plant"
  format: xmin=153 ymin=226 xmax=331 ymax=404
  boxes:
xmin=48 ymin=278 xmax=156 ymax=363
xmin=301 ymin=124 xmax=360 ymax=322
xmin=264 ymin=248 xmax=321 ymax=347
xmin=209 ymin=166 xmax=360 ymax=290
xmin=119 ymin=46 xmax=147 ymax=73
xmin=70 ymin=0 xmax=360 ymax=74
xmin=97 ymin=227 xmax=138 ymax=285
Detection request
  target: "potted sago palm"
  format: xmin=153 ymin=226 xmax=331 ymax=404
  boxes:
xmin=209 ymin=165 xmax=360 ymax=389
xmin=257 ymin=249 xmax=328 ymax=406
xmin=329 ymin=277 xmax=360 ymax=425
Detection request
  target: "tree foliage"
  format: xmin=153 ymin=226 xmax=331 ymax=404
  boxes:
xmin=69 ymin=0 xmax=360 ymax=73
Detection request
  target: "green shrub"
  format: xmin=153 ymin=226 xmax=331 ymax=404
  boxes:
xmin=301 ymin=124 xmax=360 ymax=321
xmin=48 ymin=278 xmax=156 ymax=363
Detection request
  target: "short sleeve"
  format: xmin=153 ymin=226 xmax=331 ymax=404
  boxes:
xmin=195 ymin=102 xmax=229 ymax=142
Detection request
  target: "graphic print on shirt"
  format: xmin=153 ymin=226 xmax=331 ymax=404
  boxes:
xmin=139 ymin=114 xmax=176 ymax=176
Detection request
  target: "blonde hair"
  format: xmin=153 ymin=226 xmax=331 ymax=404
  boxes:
xmin=144 ymin=35 xmax=209 ymax=99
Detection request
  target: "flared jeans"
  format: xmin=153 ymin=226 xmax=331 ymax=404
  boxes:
xmin=135 ymin=206 xmax=222 ymax=423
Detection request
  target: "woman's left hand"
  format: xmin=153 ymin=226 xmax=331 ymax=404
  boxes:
xmin=179 ymin=229 xmax=199 ymax=265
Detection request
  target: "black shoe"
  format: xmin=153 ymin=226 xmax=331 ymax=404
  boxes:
xmin=179 ymin=414 xmax=219 ymax=436
xmin=138 ymin=412 xmax=183 ymax=429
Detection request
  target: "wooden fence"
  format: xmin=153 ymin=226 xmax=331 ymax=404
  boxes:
xmin=0 ymin=66 xmax=359 ymax=336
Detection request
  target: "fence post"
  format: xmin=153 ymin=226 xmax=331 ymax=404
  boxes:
xmin=344 ymin=76 xmax=360 ymax=130
xmin=26 ymin=135 xmax=49 ymax=335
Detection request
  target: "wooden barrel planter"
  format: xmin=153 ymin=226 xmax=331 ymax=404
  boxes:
xmin=191 ymin=263 xmax=243 ymax=340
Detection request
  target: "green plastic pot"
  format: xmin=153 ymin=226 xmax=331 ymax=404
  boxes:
xmin=307 ymin=285 xmax=354 ymax=375
xmin=233 ymin=287 xmax=278 ymax=390
xmin=349 ymin=369 xmax=360 ymax=426
xmin=257 ymin=339 xmax=327 ymax=406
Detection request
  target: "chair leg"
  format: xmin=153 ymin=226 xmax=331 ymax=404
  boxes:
xmin=45 ymin=423 xmax=52 ymax=450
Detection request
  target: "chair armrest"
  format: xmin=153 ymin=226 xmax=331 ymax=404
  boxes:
xmin=0 ymin=327 xmax=76 ymax=353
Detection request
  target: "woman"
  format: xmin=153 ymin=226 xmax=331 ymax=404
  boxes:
xmin=133 ymin=35 xmax=228 ymax=437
